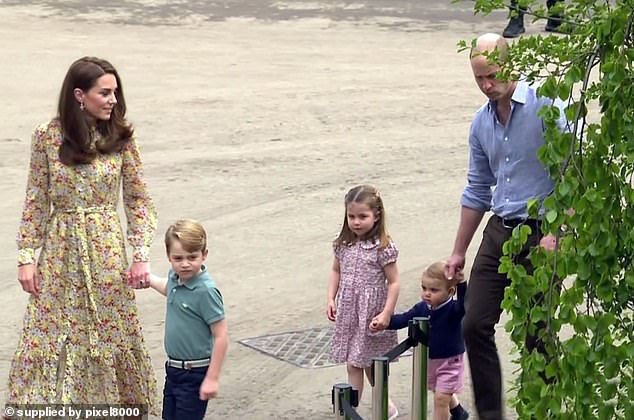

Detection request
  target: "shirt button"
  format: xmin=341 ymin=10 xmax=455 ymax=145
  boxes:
xmin=505 ymin=157 xmax=510 ymax=162
xmin=504 ymin=137 xmax=509 ymax=142
xmin=506 ymin=198 xmax=510 ymax=202
xmin=506 ymin=177 xmax=510 ymax=182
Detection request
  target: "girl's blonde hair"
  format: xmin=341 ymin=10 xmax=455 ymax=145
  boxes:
xmin=334 ymin=184 xmax=391 ymax=249
xmin=165 ymin=219 xmax=207 ymax=253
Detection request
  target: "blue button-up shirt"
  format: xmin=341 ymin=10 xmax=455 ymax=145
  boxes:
xmin=461 ymin=80 xmax=568 ymax=219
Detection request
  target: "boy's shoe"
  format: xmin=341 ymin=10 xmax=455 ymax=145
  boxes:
xmin=450 ymin=409 xmax=469 ymax=420
xmin=502 ymin=17 xmax=525 ymax=38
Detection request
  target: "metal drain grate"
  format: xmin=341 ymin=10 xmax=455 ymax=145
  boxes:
xmin=239 ymin=326 xmax=335 ymax=369
xmin=238 ymin=326 xmax=411 ymax=369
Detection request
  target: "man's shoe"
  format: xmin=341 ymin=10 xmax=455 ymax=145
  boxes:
xmin=545 ymin=16 xmax=562 ymax=32
xmin=503 ymin=17 xmax=525 ymax=38
xmin=545 ymin=16 xmax=573 ymax=34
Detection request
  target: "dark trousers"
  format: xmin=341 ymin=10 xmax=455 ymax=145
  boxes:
xmin=510 ymin=0 xmax=563 ymax=13
xmin=162 ymin=364 xmax=209 ymax=420
xmin=463 ymin=215 xmax=542 ymax=420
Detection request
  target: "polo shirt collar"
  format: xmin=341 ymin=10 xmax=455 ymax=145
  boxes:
xmin=170 ymin=265 xmax=208 ymax=290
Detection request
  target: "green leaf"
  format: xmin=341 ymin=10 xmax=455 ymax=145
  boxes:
xmin=527 ymin=198 xmax=540 ymax=218
xmin=538 ymin=77 xmax=557 ymax=99
xmin=558 ymin=81 xmax=572 ymax=101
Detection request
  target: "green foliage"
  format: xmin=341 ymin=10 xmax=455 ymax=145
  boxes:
xmin=459 ymin=1 xmax=634 ymax=418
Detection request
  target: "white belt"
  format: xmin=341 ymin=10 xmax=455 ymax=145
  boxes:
xmin=167 ymin=357 xmax=210 ymax=369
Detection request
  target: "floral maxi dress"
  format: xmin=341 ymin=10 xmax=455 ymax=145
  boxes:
xmin=330 ymin=239 xmax=399 ymax=368
xmin=7 ymin=120 xmax=159 ymax=411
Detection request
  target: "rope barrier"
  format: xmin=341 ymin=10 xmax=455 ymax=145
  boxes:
xmin=340 ymin=398 xmax=365 ymax=420
xmin=383 ymin=336 xmax=414 ymax=362
xmin=331 ymin=317 xmax=430 ymax=420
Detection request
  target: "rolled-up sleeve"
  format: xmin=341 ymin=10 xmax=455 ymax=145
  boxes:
xmin=461 ymin=126 xmax=495 ymax=212
xmin=121 ymin=136 xmax=157 ymax=262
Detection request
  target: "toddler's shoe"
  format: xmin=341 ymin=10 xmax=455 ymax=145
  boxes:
xmin=450 ymin=409 xmax=469 ymax=420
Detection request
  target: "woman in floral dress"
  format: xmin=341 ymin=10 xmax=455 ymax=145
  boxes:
xmin=7 ymin=57 xmax=158 ymax=413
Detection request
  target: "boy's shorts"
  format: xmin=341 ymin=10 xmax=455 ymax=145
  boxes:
xmin=427 ymin=353 xmax=465 ymax=394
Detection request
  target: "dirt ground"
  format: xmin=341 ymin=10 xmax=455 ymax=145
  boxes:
xmin=0 ymin=1 xmax=545 ymax=418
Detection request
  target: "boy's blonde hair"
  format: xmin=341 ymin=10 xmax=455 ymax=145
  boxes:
xmin=165 ymin=219 xmax=207 ymax=253
xmin=422 ymin=261 xmax=459 ymax=289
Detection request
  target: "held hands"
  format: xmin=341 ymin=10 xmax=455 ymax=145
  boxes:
xmin=452 ymin=269 xmax=465 ymax=283
xmin=18 ymin=263 xmax=39 ymax=296
xmin=199 ymin=377 xmax=219 ymax=400
xmin=369 ymin=312 xmax=390 ymax=332
xmin=127 ymin=261 xmax=151 ymax=289
xmin=326 ymin=299 xmax=336 ymax=322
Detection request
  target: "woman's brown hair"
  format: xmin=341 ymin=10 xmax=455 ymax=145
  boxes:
xmin=58 ymin=56 xmax=133 ymax=165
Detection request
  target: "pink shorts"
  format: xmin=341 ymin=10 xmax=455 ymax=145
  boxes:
xmin=427 ymin=353 xmax=465 ymax=394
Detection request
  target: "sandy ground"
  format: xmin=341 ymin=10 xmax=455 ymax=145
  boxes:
xmin=0 ymin=1 xmax=555 ymax=418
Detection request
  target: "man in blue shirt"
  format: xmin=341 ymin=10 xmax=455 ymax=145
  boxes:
xmin=445 ymin=33 xmax=567 ymax=420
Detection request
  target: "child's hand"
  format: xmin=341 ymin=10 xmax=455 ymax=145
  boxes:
xmin=369 ymin=317 xmax=381 ymax=332
xmin=453 ymin=269 xmax=465 ymax=283
xmin=369 ymin=313 xmax=389 ymax=331
xmin=199 ymin=377 xmax=219 ymax=400
xmin=327 ymin=299 xmax=336 ymax=322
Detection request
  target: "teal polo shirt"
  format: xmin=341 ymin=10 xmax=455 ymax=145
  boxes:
xmin=164 ymin=266 xmax=225 ymax=361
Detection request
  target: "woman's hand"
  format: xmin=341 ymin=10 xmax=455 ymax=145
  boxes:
xmin=128 ymin=261 xmax=151 ymax=289
xmin=18 ymin=263 xmax=39 ymax=296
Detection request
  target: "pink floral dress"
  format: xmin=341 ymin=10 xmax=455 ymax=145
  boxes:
xmin=7 ymin=119 xmax=159 ymax=411
xmin=330 ymin=239 xmax=399 ymax=368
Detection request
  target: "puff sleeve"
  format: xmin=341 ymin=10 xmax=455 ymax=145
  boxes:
xmin=377 ymin=242 xmax=398 ymax=267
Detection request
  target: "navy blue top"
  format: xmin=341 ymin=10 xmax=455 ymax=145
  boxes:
xmin=388 ymin=282 xmax=466 ymax=359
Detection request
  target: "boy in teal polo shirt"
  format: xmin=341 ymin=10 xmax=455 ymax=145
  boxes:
xmin=143 ymin=219 xmax=228 ymax=420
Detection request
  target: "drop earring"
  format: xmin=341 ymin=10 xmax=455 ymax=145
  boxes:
xmin=80 ymin=101 xmax=85 ymax=111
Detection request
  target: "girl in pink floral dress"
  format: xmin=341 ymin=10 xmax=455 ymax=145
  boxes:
xmin=7 ymin=57 xmax=158 ymax=415
xmin=327 ymin=184 xmax=400 ymax=419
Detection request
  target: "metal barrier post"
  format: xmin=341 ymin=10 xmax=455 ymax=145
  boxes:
xmin=411 ymin=317 xmax=429 ymax=420
xmin=333 ymin=383 xmax=354 ymax=420
xmin=371 ymin=356 xmax=389 ymax=420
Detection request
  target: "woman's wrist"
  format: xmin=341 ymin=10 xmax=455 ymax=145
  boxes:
xmin=18 ymin=248 xmax=35 ymax=266
xmin=132 ymin=246 xmax=151 ymax=263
